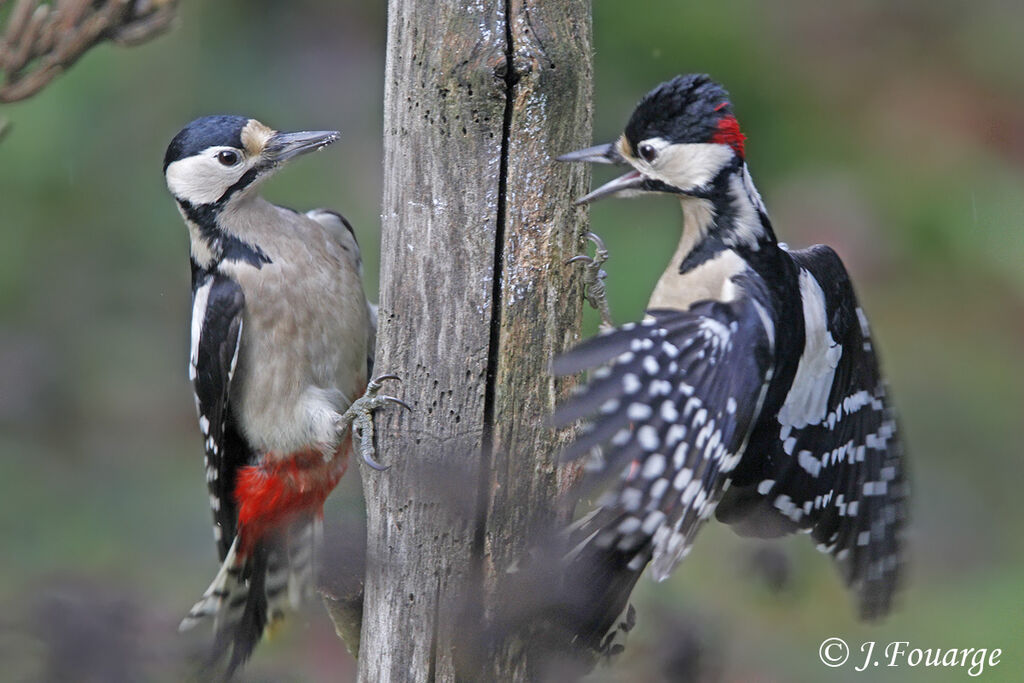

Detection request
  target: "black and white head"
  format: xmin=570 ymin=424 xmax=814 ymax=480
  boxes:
xmin=559 ymin=74 xmax=747 ymax=204
xmin=163 ymin=115 xmax=339 ymax=208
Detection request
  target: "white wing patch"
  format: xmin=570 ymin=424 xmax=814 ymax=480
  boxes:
xmin=777 ymin=270 xmax=843 ymax=430
xmin=190 ymin=279 xmax=213 ymax=382
xmin=228 ymin=318 xmax=243 ymax=385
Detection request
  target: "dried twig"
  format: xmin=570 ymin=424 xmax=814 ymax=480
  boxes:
xmin=0 ymin=0 xmax=179 ymax=103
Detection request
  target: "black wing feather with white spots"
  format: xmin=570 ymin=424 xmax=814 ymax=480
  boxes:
xmin=787 ymin=246 xmax=906 ymax=619
xmin=719 ymin=246 xmax=907 ymax=619
xmin=553 ymin=295 xmax=774 ymax=579
xmin=190 ymin=272 xmax=251 ymax=560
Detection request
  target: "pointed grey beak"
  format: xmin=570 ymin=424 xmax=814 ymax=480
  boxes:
xmin=572 ymin=169 xmax=647 ymax=205
xmin=556 ymin=143 xmax=619 ymax=164
xmin=557 ymin=141 xmax=647 ymax=205
xmin=263 ymin=130 xmax=339 ymax=164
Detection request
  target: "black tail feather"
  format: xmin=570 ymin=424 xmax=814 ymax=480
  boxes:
xmin=455 ymin=510 xmax=646 ymax=680
xmin=561 ymin=530 xmax=647 ymax=656
xmin=222 ymin=544 xmax=269 ymax=678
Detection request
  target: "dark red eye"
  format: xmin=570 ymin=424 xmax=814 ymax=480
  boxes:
xmin=639 ymin=143 xmax=657 ymax=162
xmin=217 ymin=150 xmax=240 ymax=166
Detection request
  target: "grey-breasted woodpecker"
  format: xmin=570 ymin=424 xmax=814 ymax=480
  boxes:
xmin=163 ymin=115 xmax=404 ymax=674
xmin=552 ymin=75 xmax=908 ymax=655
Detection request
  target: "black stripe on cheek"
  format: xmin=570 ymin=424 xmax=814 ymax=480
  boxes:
xmin=218 ymin=167 xmax=261 ymax=204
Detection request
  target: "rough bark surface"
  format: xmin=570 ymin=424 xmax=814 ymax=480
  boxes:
xmin=358 ymin=1 xmax=593 ymax=680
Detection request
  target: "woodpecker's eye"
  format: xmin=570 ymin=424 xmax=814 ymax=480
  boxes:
xmin=639 ymin=143 xmax=658 ymax=163
xmin=217 ymin=150 xmax=240 ymax=166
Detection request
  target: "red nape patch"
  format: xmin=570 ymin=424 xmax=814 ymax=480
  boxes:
xmin=235 ymin=442 xmax=351 ymax=554
xmin=710 ymin=115 xmax=746 ymax=158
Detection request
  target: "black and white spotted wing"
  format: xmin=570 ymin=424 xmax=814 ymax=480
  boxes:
xmin=190 ymin=271 xmax=251 ymax=560
xmin=552 ymin=295 xmax=774 ymax=579
xmin=718 ymin=246 xmax=907 ymax=619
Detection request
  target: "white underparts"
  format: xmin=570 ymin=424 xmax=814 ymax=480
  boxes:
xmin=648 ymin=242 xmax=748 ymax=311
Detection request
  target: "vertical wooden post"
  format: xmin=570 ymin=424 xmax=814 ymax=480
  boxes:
xmin=358 ymin=0 xmax=592 ymax=680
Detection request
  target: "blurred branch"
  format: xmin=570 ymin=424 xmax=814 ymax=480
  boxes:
xmin=0 ymin=0 xmax=179 ymax=104
xmin=321 ymin=590 xmax=363 ymax=658
xmin=317 ymin=520 xmax=367 ymax=657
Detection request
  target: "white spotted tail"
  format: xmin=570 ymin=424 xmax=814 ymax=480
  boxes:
xmin=180 ymin=517 xmax=321 ymax=675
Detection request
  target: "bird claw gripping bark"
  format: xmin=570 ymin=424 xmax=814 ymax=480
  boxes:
xmin=567 ymin=231 xmax=614 ymax=332
xmin=337 ymin=374 xmax=410 ymax=471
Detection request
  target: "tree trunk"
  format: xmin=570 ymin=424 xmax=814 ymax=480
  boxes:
xmin=358 ymin=0 xmax=593 ymax=680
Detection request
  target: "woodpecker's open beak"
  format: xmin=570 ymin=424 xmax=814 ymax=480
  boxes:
xmin=557 ymin=141 xmax=646 ymax=205
xmin=263 ymin=130 xmax=340 ymax=164
xmin=556 ymin=143 xmax=620 ymax=165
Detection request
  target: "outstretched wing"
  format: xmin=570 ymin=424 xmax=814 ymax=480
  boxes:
xmin=190 ymin=270 xmax=252 ymax=560
xmin=718 ymin=246 xmax=907 ymax=619
xmin=552 ymin=293 xmax=774 ymax=580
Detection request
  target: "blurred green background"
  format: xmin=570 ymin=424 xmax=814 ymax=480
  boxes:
xmin=1 ymin=1 xmax=1022 ymax=681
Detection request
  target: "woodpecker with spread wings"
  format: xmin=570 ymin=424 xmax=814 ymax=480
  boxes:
xmin=553 ymin=75 xmax=908 ymax=654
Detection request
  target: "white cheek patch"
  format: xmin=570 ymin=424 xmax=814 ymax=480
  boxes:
xmin=165 ymin=154 xmax=246 ymax=205
xmin=649 ymin=142 xmax=735 ymax=192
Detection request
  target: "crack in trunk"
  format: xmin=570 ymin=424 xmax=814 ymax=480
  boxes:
xmin=473 ymin=0 xmax=518 ymax=584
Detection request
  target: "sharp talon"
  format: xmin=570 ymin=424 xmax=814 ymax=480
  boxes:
xmin=342 ymin=369 xmax=406 ymax=474
xmin=584 ymin=231 xmax=607 ymax=250
xmin=384 ymin=396 xmax=413 ymax=411
xmin=568 ymin=231 xmax=614 ymax=329
xmin=362 ymin=451 xmax=390 ymax=471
